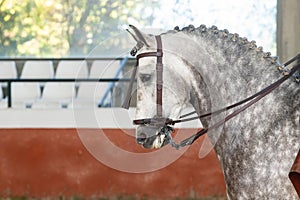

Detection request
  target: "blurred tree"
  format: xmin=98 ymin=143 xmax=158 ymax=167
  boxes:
xmin=0 ymin=0 xmax=70 ymax=57
xmin=63 ymin=0 xmax=159 ymax=55
xmin=0 ymin=0 xmax=18 ymax=56
xmin=0 ymin=0 xmax=159 ymax=57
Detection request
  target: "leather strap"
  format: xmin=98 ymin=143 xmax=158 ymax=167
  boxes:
xmin=155 ymin=35 xmax=163 ymax=117
xmin=179 ymin=61 xmax=300 ymax=147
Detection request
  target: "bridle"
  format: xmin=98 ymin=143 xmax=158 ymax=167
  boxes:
xmin=122 ymin=35 xmax=300 ymax=149
xmin=122 ymin=35 xmax=172 ymax=126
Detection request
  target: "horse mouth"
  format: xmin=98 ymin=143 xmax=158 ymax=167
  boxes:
xmin=144 ymin=134 xmax=169 ymax=149
xmin=136 ymin=125 xmax=172 ymax=149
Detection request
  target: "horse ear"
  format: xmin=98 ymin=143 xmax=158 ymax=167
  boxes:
xmin=127 ymin=25 xmax=153 ymax=47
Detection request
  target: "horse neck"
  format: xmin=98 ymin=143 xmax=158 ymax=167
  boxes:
xmin=164 ymin=29 xmax=300 ymax=198
xmin=164 ymin=29 xmax=299 ymax=151
xmin=167 ymin=30 xmax=281 ymax=99
xmin=164 ymin=30 xmax=283 ymax=128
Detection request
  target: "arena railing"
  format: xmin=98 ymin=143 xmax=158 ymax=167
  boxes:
xmin=0 ymin=57 xmax=134 ymax=108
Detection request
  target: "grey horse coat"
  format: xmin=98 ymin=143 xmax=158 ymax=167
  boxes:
xmin=129 ymin=25 xmax=300 ymax=199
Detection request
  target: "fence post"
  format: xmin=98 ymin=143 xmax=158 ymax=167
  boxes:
xmin=7 ymin=81 xmax=12 ymax=108
xmin=277 ymin=0 xmax=300 ymax=62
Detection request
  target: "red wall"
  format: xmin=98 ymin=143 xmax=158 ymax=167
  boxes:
xmin=0 ymin=128 xmax=226 ymax=199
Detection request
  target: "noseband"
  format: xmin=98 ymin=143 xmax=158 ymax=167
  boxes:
xmin=123 ymin=34 xmax=300 ymax=149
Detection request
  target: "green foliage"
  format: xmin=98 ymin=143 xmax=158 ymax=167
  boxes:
xmin=0 ymin=0 xmax=17 ymax=56
xmin=0 ymin=0 xmax=159 ymax=57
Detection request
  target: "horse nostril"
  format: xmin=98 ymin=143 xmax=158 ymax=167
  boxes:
xmin=137 ymin=133 xmax=147 ymax=144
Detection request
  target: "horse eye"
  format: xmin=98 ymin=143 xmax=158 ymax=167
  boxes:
xmin=140 ymin=74 xmax=152 ymax=83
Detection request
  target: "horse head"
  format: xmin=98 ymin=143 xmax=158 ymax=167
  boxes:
xmin=124 ymin=25 xmax=194 ymax=149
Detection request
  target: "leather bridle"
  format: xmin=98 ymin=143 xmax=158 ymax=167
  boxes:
xmin=122 ymin=35 xmax=173 ymax=126
xmin=122 ymin=34 xmax=300 ymax=149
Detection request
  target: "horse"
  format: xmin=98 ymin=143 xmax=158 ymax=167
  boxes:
xmin=123 ymin=25 xmax=300 ymax=199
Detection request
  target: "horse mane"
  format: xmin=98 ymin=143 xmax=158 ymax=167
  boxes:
xmin=161 ymin=24 xmax=283 ymax=73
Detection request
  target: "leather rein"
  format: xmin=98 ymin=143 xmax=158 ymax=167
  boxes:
xmin=122 ymin=35 xmax=300 ymax=149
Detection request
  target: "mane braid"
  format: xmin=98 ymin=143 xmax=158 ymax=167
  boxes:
xmin=165 ymin=24 xmax=283 ymax=72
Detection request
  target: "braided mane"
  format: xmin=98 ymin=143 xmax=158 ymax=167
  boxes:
xmin=163 ymin=24 xmax=284 ymax=73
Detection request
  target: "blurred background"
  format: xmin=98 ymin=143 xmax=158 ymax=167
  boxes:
xmin=0 ymin=0 xmax=277 ymax=57
xmin=0 ymin=0 xmax=299 ymax=199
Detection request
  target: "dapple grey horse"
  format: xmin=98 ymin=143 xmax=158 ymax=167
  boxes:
xmin=126 ymin=25 xmax=300 ymax=199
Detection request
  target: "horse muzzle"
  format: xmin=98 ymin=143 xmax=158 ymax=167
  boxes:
xmin=136 ymin=125 xmax=172 ymax=149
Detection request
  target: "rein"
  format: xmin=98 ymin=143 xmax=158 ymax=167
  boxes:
xmin=123 ymin=35 xmax=300 ymax=149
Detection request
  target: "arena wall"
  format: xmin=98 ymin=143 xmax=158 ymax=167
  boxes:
xmin=0 ymin=108 xmax=226 ymax=199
